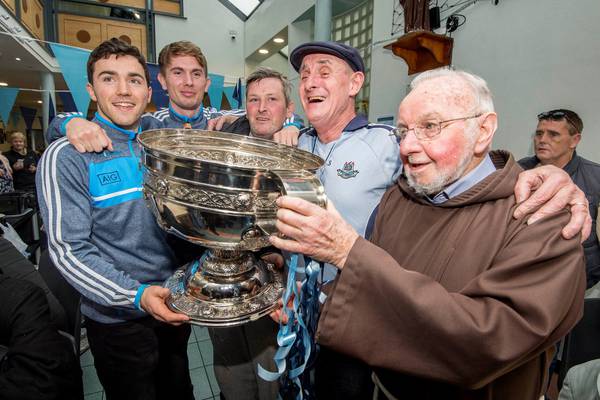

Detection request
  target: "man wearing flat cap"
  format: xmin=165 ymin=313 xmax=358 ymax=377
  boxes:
xmin=281 ymin=41 xmax=593 ymax=399
xmin=289 ymin=41 xmax=402 ymax=398
xmin=290 ymin=41 xmax=402 ymax=268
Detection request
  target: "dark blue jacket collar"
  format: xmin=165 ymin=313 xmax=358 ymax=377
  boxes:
xmin=169 ymin=104 xmax=204 ymax=123
xmin=563 ymin=151 xmax=581 ymax=176
xmin=344 ymin=114 xmax=369 ymax=131
xmin=94 ymin=113 xmax=139 ymax=140
xmin=519 ymin=151 xmax=581 ymax=173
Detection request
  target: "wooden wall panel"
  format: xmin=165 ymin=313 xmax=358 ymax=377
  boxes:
xmin=106 ymin=21 xmax=146 ymax=57
xmin=20 ymin=0 xmax=44 ymax=39
xmin=1 ymin=0 xmax=16 ymax=13
xmin=153 ymin=0 xmax=180 ymax=15
xmin=96 ymin=0 xmax=145 ymax=9
xmin=58 ymin=14 xmax=103 ymax=51
xmin=57 ymin=13 xmax=147 ymax=56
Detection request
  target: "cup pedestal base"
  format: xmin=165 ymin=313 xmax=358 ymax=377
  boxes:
xmin=163 ymin=250 xmax=284 ymax=327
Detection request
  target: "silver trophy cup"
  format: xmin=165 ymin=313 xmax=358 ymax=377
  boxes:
xmin=138 ymin=129 xmax=326 ymax=327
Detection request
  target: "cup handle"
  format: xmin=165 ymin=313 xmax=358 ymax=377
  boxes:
xmin=270 ymin=170 xmax=327 ymax=208
xmin=255 ymin=170 xmax=327 ymax=236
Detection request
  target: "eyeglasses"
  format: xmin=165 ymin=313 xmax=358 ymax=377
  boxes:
xmin=537 ymin=111 xmax=578 ymax=132
xmin=390 ymin=113 xmax=483 ymax=142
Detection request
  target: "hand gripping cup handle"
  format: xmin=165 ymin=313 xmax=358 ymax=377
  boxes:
xmin=254 ymin=170 xmax=327 ymax=237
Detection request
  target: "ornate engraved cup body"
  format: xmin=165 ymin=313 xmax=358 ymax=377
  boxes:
xmin=138 ymin=129 xmax=326 ymax=326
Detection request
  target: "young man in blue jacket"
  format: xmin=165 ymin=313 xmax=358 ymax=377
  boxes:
xmin=37 ymin=38 xmax=193 ymax=400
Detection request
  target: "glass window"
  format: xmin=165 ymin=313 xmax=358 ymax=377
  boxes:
xmin=227 ymin=0 xmax=260 ymax=16
xmin=57 ymin=1 xmax=145 ymax=22
xmin=331 ymin=0 xmax=373 ymax=115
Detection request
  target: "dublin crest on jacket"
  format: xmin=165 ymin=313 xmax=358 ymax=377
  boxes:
xmin=337 ymin=161 xmax=359 ymax=179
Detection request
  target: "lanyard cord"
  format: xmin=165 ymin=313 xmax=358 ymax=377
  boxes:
xmin=311 ymin=135 xmax=338 ymax=166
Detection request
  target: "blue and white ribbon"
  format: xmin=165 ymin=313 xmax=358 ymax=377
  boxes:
xmin=258 ymin=254 xmax=323 ymax=399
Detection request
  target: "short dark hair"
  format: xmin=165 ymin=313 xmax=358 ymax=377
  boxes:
xmin=158 ymin=41 xmax=208 ymax=77
xmin=246 ymin=67 xmax=291 ymax=106
xmin=538 ymin=109 xmax=583 ymax=135
xmin=87 ymin=38 xmax=150 ymax=86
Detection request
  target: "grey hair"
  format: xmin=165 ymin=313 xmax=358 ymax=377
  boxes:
xmin=245 ymin=67 xmax=292 ymax=106
xmin=410 ymin=68 xmax=495 ymax=113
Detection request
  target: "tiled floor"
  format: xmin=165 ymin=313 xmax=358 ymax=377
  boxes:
xmin=82 ymin=325 xmax=221 ymax=400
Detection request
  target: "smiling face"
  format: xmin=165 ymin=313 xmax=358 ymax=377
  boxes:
xmin=158 ymin=55 xmax=210 ymax=115
xmin=397 ymin=77 xmax=491 ymax=196
xmin=246 ymin=77 xmax=293 ymax=140
xmin=11 ymin=136 xmax=26 ymax=153
xmin=534 ymin=119 xmax=580 ymax=168
xmin=298 ymin=53 xmax=363 ymax=134
xmin=86 ymin=54 xmax=151 ymax=131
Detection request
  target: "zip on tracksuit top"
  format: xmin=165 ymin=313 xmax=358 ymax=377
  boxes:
xmin=37 ymin=114 xmax=178 ymax=323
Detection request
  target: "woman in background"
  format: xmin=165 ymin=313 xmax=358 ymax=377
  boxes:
xmin=3 ymin=132 xmax=38 ymax=192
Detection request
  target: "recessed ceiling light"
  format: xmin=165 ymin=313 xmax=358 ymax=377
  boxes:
xmin=0 ymin=82 xmax=8 ymax=87
xmin=37 ymin=100 xmax=42 ymax=104
xmin=273 ymin=37 xmax=285 ymax=44
xmin=258 ymin=49 xmax=269 ymax=55
xmin=15 ymin=57 xmax=21 ymax=61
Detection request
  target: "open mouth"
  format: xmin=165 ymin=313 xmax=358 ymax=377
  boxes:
xmin=112 ymin=102 xmax=135 ymax=111
xmin=307 ymin=95 xmax=326 ymax=103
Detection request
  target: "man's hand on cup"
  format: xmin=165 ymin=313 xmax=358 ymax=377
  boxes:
xmin=269 ymin=196 xmax=359 ymax=269
xmin=140 ymin=285 xmax=190 ymax=325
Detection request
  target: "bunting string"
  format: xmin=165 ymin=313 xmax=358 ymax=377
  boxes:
xmin=0 ymin=25 xmax=244 ymax=117
xmin=0 ymin=30 xmax=243 ymax=83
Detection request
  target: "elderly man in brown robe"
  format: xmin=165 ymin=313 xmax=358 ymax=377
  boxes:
xmin=270 ymin=68 xmax=586 ymax=400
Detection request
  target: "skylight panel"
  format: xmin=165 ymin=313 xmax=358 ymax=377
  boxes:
xmin=228 ymin=0 xmax=260 ymax=16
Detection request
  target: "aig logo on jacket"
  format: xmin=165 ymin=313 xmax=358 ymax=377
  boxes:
xmin=337 ymin=161 xmax=359 ymax=179
xmin=98 ymin=171 xmax=121 ymax=185
xmin=89 ymin=156 xmax=143 ymax=208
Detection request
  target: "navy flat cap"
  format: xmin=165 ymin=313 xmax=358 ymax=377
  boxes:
xmin=290 ymin=41 xmax=365 ymax=73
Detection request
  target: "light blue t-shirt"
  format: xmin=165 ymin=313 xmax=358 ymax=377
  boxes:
xmin=298 ymin=115 xmax=402 ymax=281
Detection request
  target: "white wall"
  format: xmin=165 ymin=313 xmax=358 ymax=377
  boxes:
xmin=287 ymin=19 xmax=314 ymax=121
xmin=244 ymin=0 xmax=314 ymax=58
xmin=370 ymin=0 xmax=600 ymax=160
xmin=246 ymin=52 xmax=290 ymax=76
xmin=154 ymin=1 xmax=245 ymax=83
xmin=261 ymin=53 xmax=290 ymax=74
xmin=369 ymin=0 xmax=408 ymax=125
